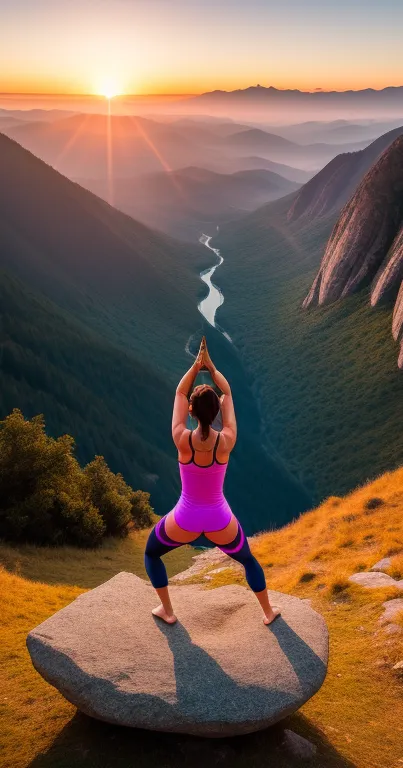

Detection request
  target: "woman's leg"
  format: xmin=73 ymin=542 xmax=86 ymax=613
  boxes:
xmin=144 ymin=518 xmax=182 ymax=623
xmin=207 ymin=519 xmax=281 ymax=625
xmin=144 ymin=515 xmax=200 ymax=624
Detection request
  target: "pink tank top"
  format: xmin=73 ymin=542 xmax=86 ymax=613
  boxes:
xmin=173 ymin=431 xmax=232 ymax=532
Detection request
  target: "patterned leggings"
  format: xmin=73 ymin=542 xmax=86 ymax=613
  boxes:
xmin=144 ymin=515 xmax=266 ymax=592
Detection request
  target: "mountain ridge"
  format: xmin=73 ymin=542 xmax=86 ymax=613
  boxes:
xmin=287 ymin=125 xmax=403 ymax=222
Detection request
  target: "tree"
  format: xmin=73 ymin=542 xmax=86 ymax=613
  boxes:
xmin=130 ymin=490 xmax=154 ymax=530
xmin=84 ymin=456 xmax=132 ymax=536
xmin=0 ymin=409 xmax=152 ymax=547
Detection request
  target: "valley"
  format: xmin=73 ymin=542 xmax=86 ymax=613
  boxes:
xmin=2 ymin=104 xmax=403 ymax=528
xmin=0 ymin=132 xmax=311 ymax=534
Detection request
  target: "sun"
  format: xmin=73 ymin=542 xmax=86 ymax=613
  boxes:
xmin=97 ymin=78 xmax=121 ymax=100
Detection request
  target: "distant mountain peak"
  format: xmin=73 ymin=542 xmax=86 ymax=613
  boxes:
xmin=197 ymin=84 xmax=403 ymax=98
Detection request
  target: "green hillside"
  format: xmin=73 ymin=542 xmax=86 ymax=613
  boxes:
xmin=215 ymin=194 xmax=403 ymax=503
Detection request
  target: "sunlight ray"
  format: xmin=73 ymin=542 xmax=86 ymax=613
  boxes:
xmin=53 ymin=112 xmax=92 ymax=172
xmin=106 ymin=99 xmax=114 ymax=206
xmin=128 ymin=116 xmax=190 ymax=203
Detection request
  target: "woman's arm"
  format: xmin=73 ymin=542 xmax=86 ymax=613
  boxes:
xmin=203 ymin=345 xmax=237 ymax=447
xmin=172 ymin=343 xmax=204 ymax=446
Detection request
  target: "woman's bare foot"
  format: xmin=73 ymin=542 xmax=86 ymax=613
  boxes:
xmin=152 ymin=604 xmax=177 ymax=624
xmin=263 ymin=606 xmax=281 ymax=625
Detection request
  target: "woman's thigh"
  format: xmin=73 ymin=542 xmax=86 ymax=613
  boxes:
xmin=165 ymin=510 xmax=202 ymax=543
xmin=204 ymin=513 xmax=239 ymax=545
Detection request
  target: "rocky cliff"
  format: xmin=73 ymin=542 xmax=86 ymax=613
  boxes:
xmin=303 ymin=135 xmax=403 ymax=366
xmin=288 ymin=126 xmax=403 ymax=222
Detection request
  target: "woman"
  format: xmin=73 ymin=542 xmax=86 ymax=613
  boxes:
xmin=144 ymin=337 xmax=280 ymax=626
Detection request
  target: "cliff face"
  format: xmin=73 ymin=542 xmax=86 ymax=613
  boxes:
xmin=288 ymin=126 xmax=403 ymax=223
xmin=303 ymin=135 xmax=403 ymax=367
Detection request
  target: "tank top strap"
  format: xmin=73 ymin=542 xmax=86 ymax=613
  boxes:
xmin=212 ymin=432 xmax=220 ymax=462
xmin=189 ymin=430 xmax=195 ymax=460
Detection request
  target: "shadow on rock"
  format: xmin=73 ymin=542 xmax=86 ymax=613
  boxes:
xmin=155 ymin=617 xmax=326 ymax=724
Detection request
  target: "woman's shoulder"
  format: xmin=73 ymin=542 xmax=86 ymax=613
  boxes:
xmin=173 ymin=426 xmax=191 ymax=450
xmin=216 ymin=429 xmax=235 ymax=460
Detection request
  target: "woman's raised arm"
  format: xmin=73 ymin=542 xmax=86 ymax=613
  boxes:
xmin=171 ymin=341 xmax=205 ymax=446
xmin=203 ymin=343 xmax=237 ymax=448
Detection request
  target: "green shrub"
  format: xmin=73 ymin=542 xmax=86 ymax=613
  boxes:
xmin=130 ymin=490 xmax=154 ymax=530
xmin=84 ymin=456 xmax=132 ymax=536
xmin=0 ymin=409 xmax=151 ymax=547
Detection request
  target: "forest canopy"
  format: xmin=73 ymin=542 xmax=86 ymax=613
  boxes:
xmin=0 ymin=409 xmax=154 ymax=547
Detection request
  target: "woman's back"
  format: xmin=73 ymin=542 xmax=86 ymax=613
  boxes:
xmin=174 ymin=430 xmax=232 ymax=531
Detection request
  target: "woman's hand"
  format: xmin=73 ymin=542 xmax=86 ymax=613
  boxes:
xmin=194 ymin=336 xmax=206 ymax=372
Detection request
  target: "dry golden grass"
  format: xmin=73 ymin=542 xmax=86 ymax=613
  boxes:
xmin=2 ymin=469 xmax=403 ymax=767
xmin=389 ymin=553 xmax=403 ymax=580
xmin=185 ymin=468 xmax=403 ymax=767
xmin=0 ymin=526 xmax=194 ymax=589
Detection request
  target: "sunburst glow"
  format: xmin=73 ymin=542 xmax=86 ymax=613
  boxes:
xmin=97 ymin=78 xmax=121 ymax=99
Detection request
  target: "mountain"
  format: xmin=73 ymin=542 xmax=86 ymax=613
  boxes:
xmin=303 ymin=135 xmax=403 ymax=367
xmin=0 ymin=132 xmax=209 ymax=512
xmin=1 ymin=113 xmax=210 ymax=178
xmin=223 ymin=127 xmax=370 ymax=169
xmin=201 ymin=154 xmax=312 ymax=183
xmin=0 ymin=132 xmax=311 ymax=532
xmin=1 ymin=111 xmax=365 ymax=182
xmin=76 ymin=166 xmax=299 ymax=240
xmin=0 ymin=107 xmax=77 ymax=122
xmin=214 ymin=153 xmax=403 ymax=504
xmin=188 ymin=85 xmax=403 ymax=121
xmin=0 ymin=116 xmax=25 ymax=131
xmin=288 ymin=126 xmax=403 ymax=222
xmin=262 ymin=118 xmax=403 ymax=145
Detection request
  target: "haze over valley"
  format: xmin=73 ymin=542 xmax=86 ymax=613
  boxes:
xmin=2 ymin=87 xmax=403 ymax=527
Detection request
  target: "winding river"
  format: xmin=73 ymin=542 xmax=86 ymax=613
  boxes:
xmin=197 ymin=233 xmax=232 ymax=342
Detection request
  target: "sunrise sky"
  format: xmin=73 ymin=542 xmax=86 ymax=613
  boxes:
xmin=1 ymin=0 xmax=403 ymax=96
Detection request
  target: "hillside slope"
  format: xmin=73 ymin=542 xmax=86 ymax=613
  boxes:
xmin=2 ymin=467 xmax=403 ymax=768
xmin=215 ymin=183 xmax=403 ymax=503
xmin=0 ymin=132 xmax=209 ymax=510
xmin=287 ymin=125 xmax=403 ymax=222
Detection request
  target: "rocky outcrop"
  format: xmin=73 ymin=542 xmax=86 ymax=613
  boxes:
xmin=288 ymin=126 xmax=403 ymax=223
xmin=303 ymin=135 xmax=403 ymax=366
xmin=349 ymin=572 xmax=403 ymax=589
xmin=379 ymin=598 xmax=403 ymax=624
xmin=27 ymin=572 xmax=328 ymax=737
xmin=370 ymin=557 xmax=392 ymax=573
xmin=371 ymin=226 xmax=403 ymax=306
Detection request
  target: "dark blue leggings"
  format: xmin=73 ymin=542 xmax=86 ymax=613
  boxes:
xmin=144 ymin=517 xmax=266 ymax=593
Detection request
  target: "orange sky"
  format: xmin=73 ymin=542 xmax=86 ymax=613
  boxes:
xmin=1 ymin=0 xmax=403 ymax=96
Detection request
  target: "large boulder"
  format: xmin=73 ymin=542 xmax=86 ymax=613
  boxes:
xmin=27 ymin=572 xmax=328 ymax=738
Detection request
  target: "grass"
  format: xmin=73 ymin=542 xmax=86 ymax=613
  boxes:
xmin=0 ymin=525 xmax=194 ymax=589
xmin=1 ymin=469 xmax=403 ymax=768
